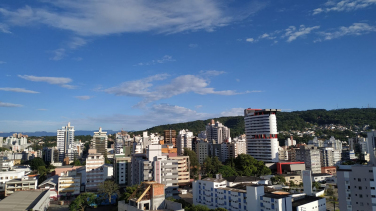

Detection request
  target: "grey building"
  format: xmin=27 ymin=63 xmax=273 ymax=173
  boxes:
xmin=296 ymin=145 xmax=321 ymax=174
xmin=337 ymin=165 xmax=376 ymax=211
xmin=114 ymin=154 xmax=131 ymax=187
xmin=206 ymin=119 xmax=230 ymax=144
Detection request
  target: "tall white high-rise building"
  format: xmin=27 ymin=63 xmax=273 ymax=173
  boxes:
xmin=176 ymin=129 xmax=193 ymax=155
xmin=244 ymin=108 xmax=281 ymax=163
xmin=206 ymin=120 xmax=230 ymax=144
xmin=57 ymin=122 xmax=75 ymax=162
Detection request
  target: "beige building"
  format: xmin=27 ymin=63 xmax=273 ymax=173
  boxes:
xmin=170 ymin=156 xmax=190 ymax=184
xmin=280 ymin=174 xmax=302 ymax=185
xmin=86 ymin=148 xmax=105 ymax=190
xmin=58 ymin=170 xmax=81 ymax=197
xmin=5 ymin=176 xmax=37 ymax=196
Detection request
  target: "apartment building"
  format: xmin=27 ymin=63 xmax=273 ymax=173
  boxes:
xmin=176 ymin=129 xmax=193 ymax=155
xmin=131 ymin=145 xmax=189 ymax=198
xmin=337 ymin=165 xmax=376 ymax=211
xmin=296 ymin=145 xmax=321 ymax=174
xmin=0 ymin=170 xmax=25 ymax=193
xmin=193 ymin=174 xmax=326 ymax=211
xmin=57 ymin=122 xmax=75 ymax=162
xmin=196 ymin=141 xmax=210 ymax=165
xmin=244 ymin=108 xmax=281 ymax=163
xmin=206 ymin=120 xmax=230 ymax=144
xmin=58 ymin=170 xmax=81 ymax=198
xmin=164 ymin=130 xmax=176 ymax=147
xmin=115 ymin=130 xmax=131 ymax=154
xmin=114 ymin=154 xmax=131 ymax=187
xmin=43 ymin=147 xmax=59 ymax=163
xmin=169 ymin=156 xmax=190 ymax=184
xmin=5 ymin=176 xmax=37 ymax=196
xmin=92 ymin=127 xmax=108 ymax=155
xmin=85 ymin=148 xmax=105 ymax=190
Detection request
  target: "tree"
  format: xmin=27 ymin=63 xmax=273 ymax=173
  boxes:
xmin=271 ymin=175 xmax=286 ymax=185
xmin=186 ymin=204 xmax=211 ymax=211
xmin=29 ymin=157 xmax=45 ymax=171
xmin=329 ymin=196 xmax=338 ymax=211
xmin=70 ymin=159 xmax=82 ymax=166
xmin=289 ymin=181 xmax=295 ymax=187
xmin=312 ymin=181 xmax=321 ymax=190
xmin=326 ymin=184 xmax=334 ymax=196
xmin=202 ymin=156 xmax=213 ymax=177
xmin=122 ymin=185 xmax=138 ymax=203
xmin=233 ymin=154 xmax=271 ymax=176
xmin=218 ymin=165 xmax=238 ymax=177
xmin=97 ymin=180 xmax=120 ymax=204
xmin=211 ymin=156 xmax=222 ymax=174
xmin=211 ymin=208 xmax=228 ymax=211
xmin=69 ymin=193 xmax=96 ymax=211
xmin=183 ymin=148 xmax=200 ymax=179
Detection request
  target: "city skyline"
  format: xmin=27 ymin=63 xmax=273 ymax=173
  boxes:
xmin=1 ymin=0 xmax=376 ymax=132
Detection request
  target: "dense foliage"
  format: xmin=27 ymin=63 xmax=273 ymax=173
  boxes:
xmin=29 ymin=157 xmax=46 ymax=171
xmin=0 ymin=147 xmax=10 ymax=152
xmin=202 ymin=154 xmax=271 ymax=178
xmin=97 ymin=180 xmax=119 ymax=204
xmin=69 ymin=193 xmax=96 ymax=211
xmin=183 ymin=148 xmax=200 ymax=179
xmin=121 ymin=185 xmax=139 ymax=203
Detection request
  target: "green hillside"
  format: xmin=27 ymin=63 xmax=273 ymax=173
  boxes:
xmin=131 ymin=108 xmax=376 ymax=143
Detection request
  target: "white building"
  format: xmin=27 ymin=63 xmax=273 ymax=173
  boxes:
xmin=206 ymin=120 xmax=230 ymax=144
xmin=296 ymin=145 xmax=321 ymax=174
xmin=176 ymin=129 xmax=193 ymax=155
xmin=0 ymin=170 xmax=26 ymax=192
xmin=244 ymin=108 xmax=280 ymax=163
xmin=92 ymin=127 xmax=108 ymax=155
xmin=193 ymin=174 xmax=326 ymax=211
xmin=58 ymin=170 xmax=81 ymax=197
xmin=57 ymin=122 xmax=75 ymax=162
xmin=85 ymin=148 xmax=105 ymax=190
xmin=285 ymin=136 xmax=296 ymax=147
xmin=324 ymin=136 xmax=342 ymax=151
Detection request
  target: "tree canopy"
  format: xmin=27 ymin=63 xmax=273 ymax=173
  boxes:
xmin=69 ymin=193 xmax=96 ymax=211
xmin=29 ymin=157 xmax=46 ymax=171
xmin=97 ymin=180 xmax=119 ymax=204
xmin=183 ymin=148 xmax=200 ymax=179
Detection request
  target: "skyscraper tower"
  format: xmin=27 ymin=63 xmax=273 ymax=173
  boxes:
xmin=57 ymin=122 xmax=75 ymax=162
xmin=244 ymin=108 xmax=281 ymax=163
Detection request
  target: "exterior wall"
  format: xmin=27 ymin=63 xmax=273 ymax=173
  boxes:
xmin=114 ymin=155 xmax=131 ymax=186
xmin=0 ymin=171 xmax=25 ymax=192
xmin=196 ymin=142 xmax=209 ymax=165
xmin=31 ymin=190 xmax=51 ymax=211
xmin=54 ymin=166 xmax=82 ymax=176
xmin=177 ymin=129 xmax=193 ymax=155
xmin=295 ymin=198 xmax=326 ymax=211
xmin=206 ymin=121 xmax=230 ymax=144
xmin=297 ymin=145 xmax=321 ymax=174
xmin=244 ymin=109 xmax=280 ymax=163
xmin=92 ymin=128 xmax=108 ymax=155
xmin=282 ymin=175 xmax=302 ymax=185
xmin=170 ymin=156 xmax=190 ymax=184
xmin=338 ymin=166 xmax=376 ymax=211
xmin=58 ymin=175 xmax=80 ymax=197
xmin=85 ymin=150 xmax=105 ymax=190
xmin=321 ymin=167 xmax=337 ymax=176
xmin=261 ymin=195 xmax=292 ymax=211
xmin=5 ymin=177 xmax=37 ymax=196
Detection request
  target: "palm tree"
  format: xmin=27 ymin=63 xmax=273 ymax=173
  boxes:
xmin=329 ymin=196 xmax=338 ymax=211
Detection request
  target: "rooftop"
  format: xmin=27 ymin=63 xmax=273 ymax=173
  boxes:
xmin=200 ymin=177 xmax=226 ymax=183
xmin=312 ymin=173 xmax=332 ymax=177
xmin=0 ymin=190 xmax=49 ymax=210
xmin=224 ymin=176 xmax=263 ymax=183
xmin=292 ymin=196 xmax=324 ymax=208
xmin=263 ymin=192 xmax=291 ymax=199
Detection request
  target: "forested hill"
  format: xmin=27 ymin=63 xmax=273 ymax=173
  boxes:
xmin=133 ymin=108 xmax=376 ymax=138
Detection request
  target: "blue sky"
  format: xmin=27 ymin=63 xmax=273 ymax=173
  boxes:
xmin=0 ymin=0 xmax=376 ymax=132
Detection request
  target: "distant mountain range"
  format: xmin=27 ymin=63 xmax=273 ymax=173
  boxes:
xmin=0 ymin=130 xmax=124 ymax=137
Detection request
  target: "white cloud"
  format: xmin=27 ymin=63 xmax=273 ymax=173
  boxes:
xmin=313 ymin=0 xmax=376 ymax=15
xmin=135 ymin=55 xmax=175 ymax=66
xmin=220 ymin=108 xmax=244 ymax=116
xmin=0 ymin=87 xmax=39 ymax=93
xmin=68 ymin=37 xmax=87 ymax=49
xmin=73 ymin=57 xmax=83 ymax=61
xmin=50 ymin=48 xmax=66 ymax=61
xmin=246 ymin=38 xmax=255 ymax=42
xmin=18 ymin=75 xmax=76 ymax=89
xmin=0 ymin=61 xmax=6 ymax=64
xmin=199 ymin=70 xmax=226 ymax=76
xmin=105 ymin=73 xmax=243 ymax=106
xmin=318 ymin=23 xmax=376 ymax=41
xmin=37 ymin=109 xmax=48 ymax=111
xmin=0 ymin=23 xmax=11 ymax=33
xmin=246 ymin=90 xmax=263 ymax=93
xmin=71 ymin=103 xmax=216 ymax=130
xmin=189 ymin=44 xmax=198 ymax=48
xmin=75 ymin=96 xmax=93 ymax=100
xmin=0 ymin=102 xmax=23 ymax=107
xmin=284 ymin=25 xmax=320 ymax=42
xmin=0 ymin=1 xmax=266 ymax=36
